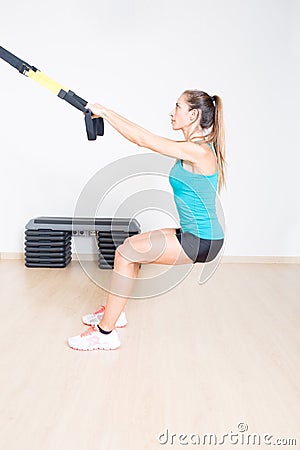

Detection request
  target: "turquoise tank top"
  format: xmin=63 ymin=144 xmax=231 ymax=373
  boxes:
xmin=169 ymin=143 xmax=224 ymax=240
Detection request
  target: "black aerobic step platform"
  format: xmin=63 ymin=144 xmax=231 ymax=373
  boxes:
xmin=25 ymin=216 xmax=141 ymax=269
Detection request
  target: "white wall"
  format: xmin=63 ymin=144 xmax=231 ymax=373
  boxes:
xmin=0 ymin=0 xmax=299 ymax=256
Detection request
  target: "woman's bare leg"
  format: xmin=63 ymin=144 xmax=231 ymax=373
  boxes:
xmin=99 ymin=254 xmax=140 ymax=331
xmin=99 ymin=228 xmax=192 ymax=331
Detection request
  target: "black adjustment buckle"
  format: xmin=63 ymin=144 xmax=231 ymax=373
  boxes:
xmin=19 ymin=63 xmax=30 ymax=75
xmin=19 ymin=63 xmax=37 ymax=76
xmin=58 ymin=89 xmax=67 ymax=99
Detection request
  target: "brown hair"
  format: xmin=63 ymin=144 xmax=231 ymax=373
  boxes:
xmin=182 ymin=89 xmax=227 ymax=193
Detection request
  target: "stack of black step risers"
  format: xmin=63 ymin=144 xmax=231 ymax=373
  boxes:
xmin=98 ymin=229 xmax=139 ymax=269
xmin=24 ymin=217 xmax=141 ymax=269
xmin=25 ymin=230 xmax=72 ymax=268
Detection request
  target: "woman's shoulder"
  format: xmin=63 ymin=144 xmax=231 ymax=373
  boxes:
xmin=186 ymin=140 xmax=217 ymax=175
xmin=192 ymin=140 xmax=215 ymax=156
xmin=173 ymin=139 xmax=214 ymax=168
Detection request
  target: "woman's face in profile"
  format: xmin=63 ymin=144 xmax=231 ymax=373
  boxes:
xmin=169 ymin=95 xmax=192 ymax=130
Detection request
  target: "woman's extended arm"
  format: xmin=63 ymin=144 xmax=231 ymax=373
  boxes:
xmin=88 ymin=102 xmax=202 ymax=163
xmin=92 ymin=104 xmax=150 ymax=147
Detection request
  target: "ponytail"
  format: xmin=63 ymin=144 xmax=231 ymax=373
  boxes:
xmin=206 ymin=95 xmax=227 ymax=194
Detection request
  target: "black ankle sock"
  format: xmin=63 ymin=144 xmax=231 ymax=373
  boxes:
xmin=97 ymin=325 xmax=112 ymax=335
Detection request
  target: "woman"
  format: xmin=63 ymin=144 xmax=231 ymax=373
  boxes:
xmin=68 ymin=90 xmax=226 ymax=351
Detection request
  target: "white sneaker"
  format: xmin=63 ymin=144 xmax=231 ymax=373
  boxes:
xmin=68 ymin=325 xmax=121 ymax=351
xmin=82 ymin=305 xmax=127 ymax=328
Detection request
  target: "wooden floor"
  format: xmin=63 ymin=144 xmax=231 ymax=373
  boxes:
xmin=0 ymin=260 xmax=299 ymax=450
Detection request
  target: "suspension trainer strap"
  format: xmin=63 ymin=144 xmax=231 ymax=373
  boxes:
xmin=0 ymin=46 xmax=36 ymax=74
xmin=0 ymin=46 xmax=104 ymax=140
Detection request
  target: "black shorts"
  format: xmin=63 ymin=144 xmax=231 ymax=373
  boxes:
xmin=175 ymin=228 xmax=224 ymax=263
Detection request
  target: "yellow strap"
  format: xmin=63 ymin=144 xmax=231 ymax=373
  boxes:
xmin=27 ymin=69 xmax=68 ymax=95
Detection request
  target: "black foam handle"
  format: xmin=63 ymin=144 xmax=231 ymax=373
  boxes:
xmin=94 ymin=117 xmax=104 ymax=136
xmin=58 ymin=89 xmax=104 ymax=140
xmin=84 ymin=111 xmax=104 ymax=140
xmin=84 ymin=109 xmax=96 ymax=140
xmin=68 ymin=92 xmax=104 ymax=137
